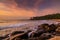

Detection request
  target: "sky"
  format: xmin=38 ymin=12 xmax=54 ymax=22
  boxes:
xmin=0 ymin=0 xmax=60 ymax=19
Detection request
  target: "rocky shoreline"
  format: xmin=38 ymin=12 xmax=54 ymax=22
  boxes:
xmin=0 ymin=23 xmax=60 ymax=40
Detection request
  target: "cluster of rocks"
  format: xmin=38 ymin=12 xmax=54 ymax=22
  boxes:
xmin=0 ymin=23 xmax=60 ymax=40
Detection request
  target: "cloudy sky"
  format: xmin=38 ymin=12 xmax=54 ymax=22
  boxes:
xmin=0 ymin=0 xmax=60 ymax=19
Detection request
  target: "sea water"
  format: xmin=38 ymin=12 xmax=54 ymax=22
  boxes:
xmin=0 ymin=20 xmax=60 ymax=30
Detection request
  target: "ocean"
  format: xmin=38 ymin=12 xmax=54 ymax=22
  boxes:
xmin=0 ymin=20 xmax=59 ymax=30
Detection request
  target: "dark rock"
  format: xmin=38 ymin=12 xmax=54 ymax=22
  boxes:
xmin=40 ymin=23 xmax=50 ymax=32
xmin=0 ymin=34 xmax=9 ymax=40
xmin=39 ymin=33 xmax=53 ymax=40
xmin=56 ymin=27 xmax=60 ymax=36
xmin=10 ymin=31 xmax=24 ymax=36
xmin=12 ymin=30 xmax=31 ymax=40
xmin=57 ymin=23 xmax=60 ymax=27
xmin=48 ymin=24 xmax=57 ymax=33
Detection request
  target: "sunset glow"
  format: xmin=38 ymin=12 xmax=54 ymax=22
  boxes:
xmin=0 ymin=0 xmax=60 ymax=19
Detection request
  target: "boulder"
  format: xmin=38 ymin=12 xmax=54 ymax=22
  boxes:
xmin=39 ymin=33 xmax=53 ymax=40
xmin=38 ymin=23 xmax=49 ymax=32
xmin=56 ymin=27 xmax=60 ymax=36
xmin=48 ymin=24 xmax=57 ymax=33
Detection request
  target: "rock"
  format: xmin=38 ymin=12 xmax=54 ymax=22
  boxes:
xmin=56 ymin=27 xmax=60 ymax=32
xmin=10 ymin=31 xmax=24 ymax=36
xmin=48 ymin=24 xmax=57 ymax=33
xmin=39 ymin=33 xmax=53 ymax=40
xmin=56 ymin=27 xmax=60 ymax=36
xmin=0 ymin=34 xmax=9 ymax=40
xmin=11 ymin=30 xmax=31 ymax=40
xmin=57 ymin=23 xmax=60 ymax=27
xmin=29 ymin=29 xmax=46 ymax=38
xmin=38 ymin=23 xmax=50 ymax=32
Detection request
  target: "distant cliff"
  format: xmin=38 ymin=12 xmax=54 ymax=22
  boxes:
xmin=30 ymin=13 xmax=60 ymax=20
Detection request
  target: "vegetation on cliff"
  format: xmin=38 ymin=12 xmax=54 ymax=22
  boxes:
xmin=30 ymin=13 xmax=60 ymax=20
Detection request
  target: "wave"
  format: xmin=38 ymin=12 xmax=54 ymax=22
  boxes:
xmin=0 ymin=23 xmax=29 ymax=30
xmin=0 ymin=20 xmax=59 ymax=30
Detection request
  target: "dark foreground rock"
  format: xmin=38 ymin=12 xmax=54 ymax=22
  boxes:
xmin=1 ymin=23 xmax=60 ymax=40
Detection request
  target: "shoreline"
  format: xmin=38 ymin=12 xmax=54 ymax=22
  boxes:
xmin=0 ymin=20 xmax=60 ymax=36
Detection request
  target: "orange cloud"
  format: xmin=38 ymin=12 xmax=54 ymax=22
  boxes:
xmin=36 ymin=8 xmax=60 ymax=16
xmin=0 ymin=2 xmax=36 ymax=19
xmin=0 ymin=0 xmax=60 ymax=20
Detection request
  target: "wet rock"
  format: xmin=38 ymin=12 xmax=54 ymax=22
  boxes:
xmin=10 ymin=31 xmax=24 ymax=36
xmin=39 ymin=23 xmax=50 ymax=32
xmin=11 ymin=30 xmax=31 ymax=40
xmin=29 ymin=29 xmax=46 ymax=38
xmin=48 ymin=24 xmax=57 ymax=33
xmin=39 ymin=33 xmax=53 ymax=40
xmin=0 ymin=34 xmax=9 ymax=40
xmin=0 ymin=37 xmax=4 ymax=40
xmin=57 ymin=23 xmax=60 ymax=27
xmin=12 ymin=37 xmax=21 ymax=40
xmin=56 ymin=27 xmax=60 ymax=36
